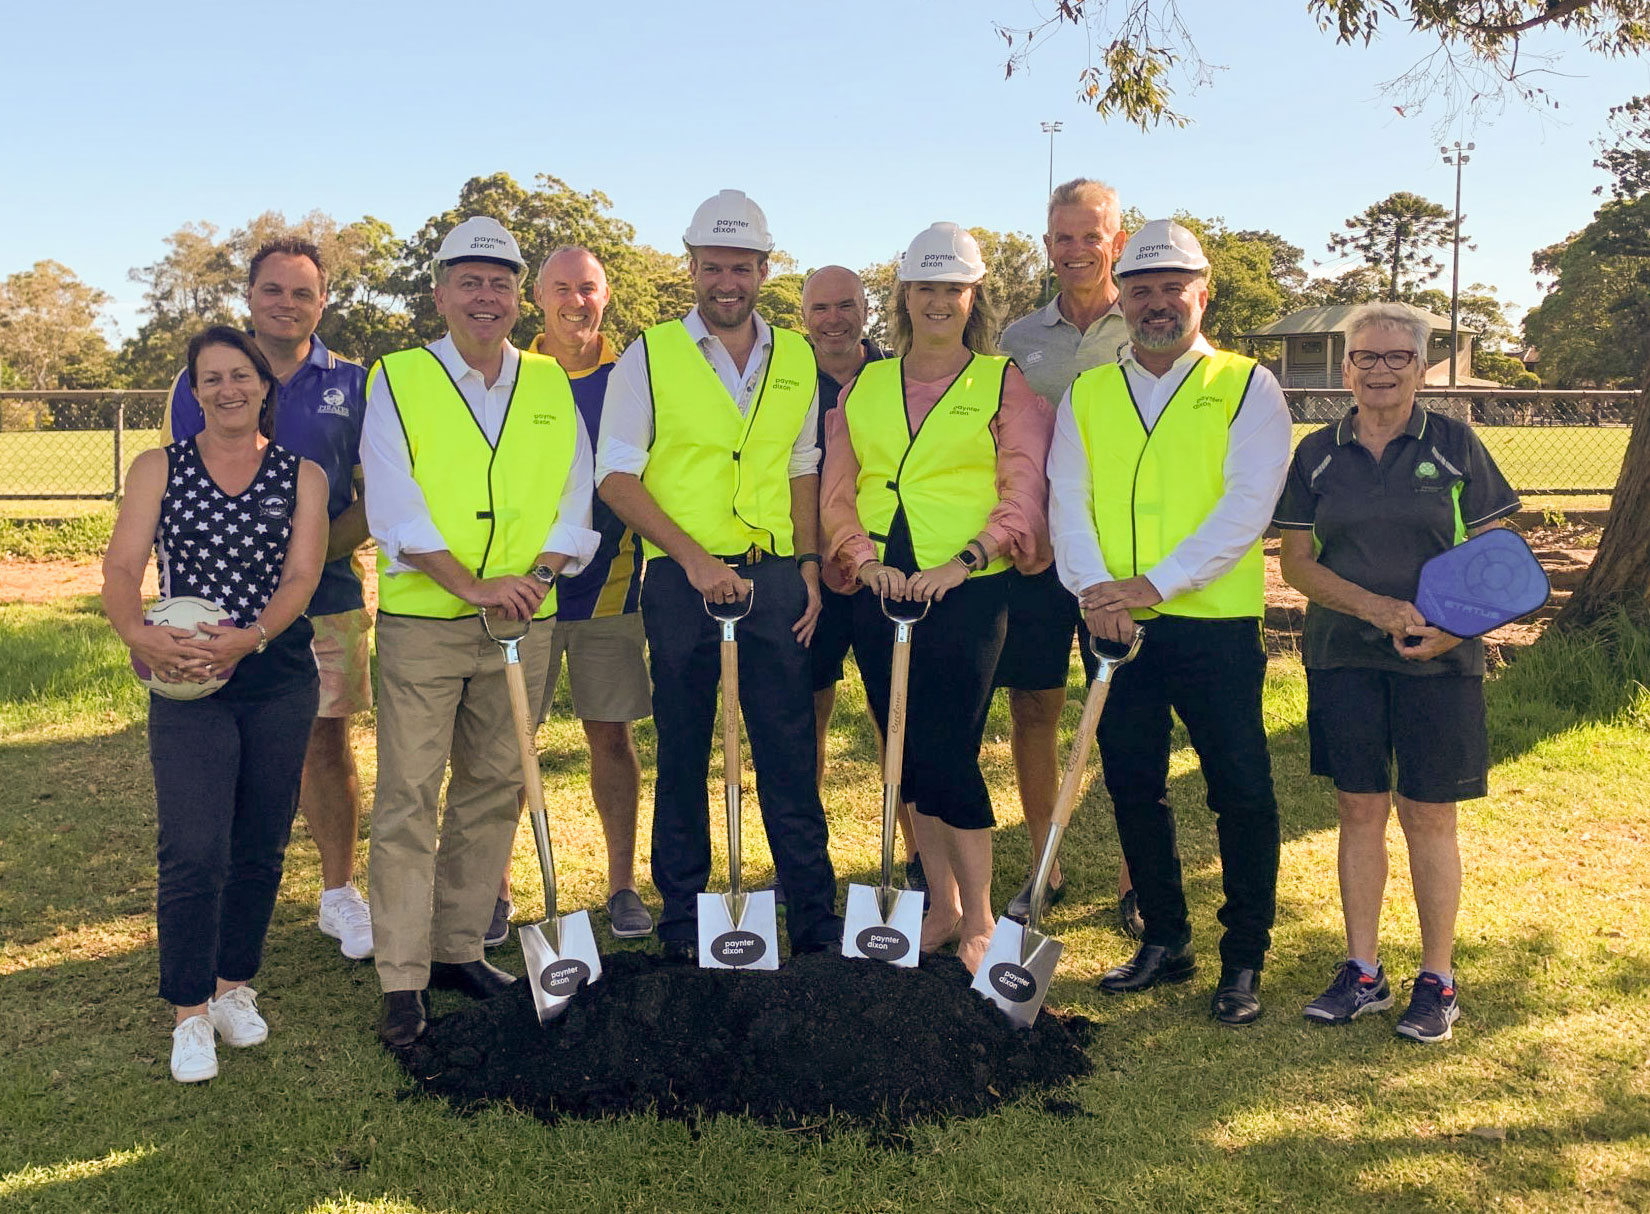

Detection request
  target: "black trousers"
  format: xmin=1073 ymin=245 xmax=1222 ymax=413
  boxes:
xmin=852 ymin=576 xmax=1008 ymax=830
xmin=149 ymin=679 xmax=318 ymax=1006
xmin=642 ymin=556 xmax=840 ymax=949
xmin=1097 ymin=615 xmax=1279 ymax=971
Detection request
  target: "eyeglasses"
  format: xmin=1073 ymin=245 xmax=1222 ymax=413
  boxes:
xmin=1348 ymin=349 xmax=1418 ymax=370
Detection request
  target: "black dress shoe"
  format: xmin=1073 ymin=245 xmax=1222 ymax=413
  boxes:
xmin=660 ymin=939 xmax=697 ymax=964
xmin=1212 ymin=966 xmax=1263 ymax=1026
xmin=428 ymin=959 xmax=517 ymax=999
xmin=1098 ymin=943 xmax=1197 ymax=993
xmin=378 ymin=990 xmax=427 ymax=1047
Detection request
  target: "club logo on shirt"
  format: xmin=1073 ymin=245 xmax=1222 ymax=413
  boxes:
xmin=1415 ymin=461 xmax=1440 ymax=479
xmin=318 ymin=387 xmax=350 ymax=417
xmin=1024 ymin=350 xmax=1044 ymax=365
xmin=258 ymin=494 xmax=289 ymax=519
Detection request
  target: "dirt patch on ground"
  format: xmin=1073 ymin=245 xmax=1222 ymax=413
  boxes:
xmin=0 ymin=558 xmax=154 ymax=604
xmin=1262 ymin=522 xmax=1601 ymax=659
xmin=396 ymin=950 xmax=1093 ymax=1129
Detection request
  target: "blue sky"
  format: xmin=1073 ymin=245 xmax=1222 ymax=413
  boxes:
xmin=4 ymin=1 xmax=1646 ymax=348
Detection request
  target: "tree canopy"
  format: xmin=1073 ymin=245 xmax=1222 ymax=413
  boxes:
xmin=0 ymin=261 xmax=117 ymax=391
xmin=995 ymin=1 xmax=1650 ymax=128
xmin=1328 ymin=192 xmax=1458 ymax=302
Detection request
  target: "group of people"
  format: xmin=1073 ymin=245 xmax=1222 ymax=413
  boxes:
xmin=100 ymin=179 xmax=1519 ymax=1086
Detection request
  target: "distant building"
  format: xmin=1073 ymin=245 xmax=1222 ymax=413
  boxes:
xmin=1239 ymin=304 xmax=1496 ymax=389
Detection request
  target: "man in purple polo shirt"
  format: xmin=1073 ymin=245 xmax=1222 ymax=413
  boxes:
xmin=162 ymin=238 xmax=374 ymax=961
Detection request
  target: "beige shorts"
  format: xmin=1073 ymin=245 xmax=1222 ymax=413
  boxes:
xmin=310 ymin=607 xmax=373 ymax=719
xmin=540 ymin=612 xmax=652 ymax=724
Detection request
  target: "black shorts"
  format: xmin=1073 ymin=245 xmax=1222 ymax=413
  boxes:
xmin=811 ymin=587 xmax=856 ymax=691
xmin=1306 ymin=667 xmax=1489 ymax=803
xmin=992 ymin=567 xmax=1096 ymax=690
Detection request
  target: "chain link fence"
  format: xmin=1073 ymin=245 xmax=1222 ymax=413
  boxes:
xmin=1285 ymin=388 xmax=1637 ymax=495
xmin=0 ymin=391 xmax=169 ymax=502
xmin=0 ymin=387 xmax=1638 ymax=508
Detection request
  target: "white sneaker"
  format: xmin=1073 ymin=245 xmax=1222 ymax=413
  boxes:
xmin=171 ymin=1014 xmax=218 ymax=1082
xmin=207 ymin=985 xmax=268 ymax=1047
xmin=319 ymin=884 xmax=374 ymax=960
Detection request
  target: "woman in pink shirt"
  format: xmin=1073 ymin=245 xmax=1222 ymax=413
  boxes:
xmin=821 ymin=224 xmax=1053 ymax=974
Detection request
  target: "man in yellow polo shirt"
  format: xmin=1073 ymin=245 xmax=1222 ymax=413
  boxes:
xmin=361 ymin=217 xmax=598 ymax=1046
xmin=597 ymin=190 xmax=841 ymax=961
xmin=1047 ymin=220 xmax=1291 ymax=1026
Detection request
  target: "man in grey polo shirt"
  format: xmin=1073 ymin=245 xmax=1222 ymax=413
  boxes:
xmin=997 ymin=178 xmax=1139 ymax=934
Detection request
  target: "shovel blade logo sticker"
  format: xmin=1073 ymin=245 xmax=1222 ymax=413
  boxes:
xmin=541 ymin=958 xmax=592 ymax=999
xmin=710 ymin=931 xmax=768 ymax=967
xmin=855 ymin=925 xmax=912 ymax=962
xmin=987 ymin=961 xmax=1040 ymax=1003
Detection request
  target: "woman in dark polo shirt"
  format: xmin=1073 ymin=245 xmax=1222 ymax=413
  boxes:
xmin=1274 ymin=302 xmax=1519 ymax=1044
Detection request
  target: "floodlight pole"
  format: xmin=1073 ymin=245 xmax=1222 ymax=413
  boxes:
xmin=1441 ymin=141 xmax=1473 ymax=388
xmin=1041 ymin=121 xmax=1062 ymax=299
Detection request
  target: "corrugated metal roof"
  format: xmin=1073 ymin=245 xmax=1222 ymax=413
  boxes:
xmin=1239 ymin=303 xmax=1474 ymax=339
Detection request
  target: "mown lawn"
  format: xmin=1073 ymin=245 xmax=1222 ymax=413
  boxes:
xmin=1 ymin=596 xmax=1647 ymax=1212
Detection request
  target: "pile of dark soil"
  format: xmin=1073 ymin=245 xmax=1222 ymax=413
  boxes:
xmin=397 ymin=950 xmax=1093 ymax=1127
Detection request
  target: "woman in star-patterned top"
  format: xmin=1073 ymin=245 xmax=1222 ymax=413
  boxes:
xmin=102 ymin=326 xmax=329 ymax=1083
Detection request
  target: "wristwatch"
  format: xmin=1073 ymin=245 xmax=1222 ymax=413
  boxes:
xmin=530 ymin=564 xmax=558 ymax=588
xmin=956 ymin=541 xmax=987 ymax=572
xmin=252 ymin=621 xmax=269 ymax=654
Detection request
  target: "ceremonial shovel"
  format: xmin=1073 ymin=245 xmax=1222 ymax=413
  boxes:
xmin=697 ymin=589 xmax=781 ymax=970
xmin=973 ymin=628 xmax=1144 ymax=1027
xmin=482 ymin=610 xmax=603 ymax=1024
xmin=841 ymin=595 xmax=929 ymax=967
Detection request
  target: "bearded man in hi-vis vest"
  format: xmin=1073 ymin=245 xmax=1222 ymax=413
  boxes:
xmin=360 ymin=217 xmax=599 ymax=1047
xmin=1046 ymin=219 xmax=1292 ymax=1027
xmin=597 ymin=191 xmax=842 ymax=962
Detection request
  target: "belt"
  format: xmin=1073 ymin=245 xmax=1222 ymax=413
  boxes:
xmin=709 ymin=545 xmax=777 ymax=567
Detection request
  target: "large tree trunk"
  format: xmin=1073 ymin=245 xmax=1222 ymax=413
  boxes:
xmin=1551 ymin=363 xmax=1650 ymax=632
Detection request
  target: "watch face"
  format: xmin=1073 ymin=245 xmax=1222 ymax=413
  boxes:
xmin=532 ymin=565 xmax=557 ymax=585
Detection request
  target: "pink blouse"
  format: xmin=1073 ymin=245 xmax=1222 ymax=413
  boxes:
xmin=820 ymin=359 xmax=1053 ymax=591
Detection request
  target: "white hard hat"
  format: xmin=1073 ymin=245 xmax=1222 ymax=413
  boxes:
xmin=683 ymin=190 xmax=775 ymax=253
xmin=1115 ymin=219 xmax=1208 ymax=278
xmin=432 ymin=216 xmax=525 ymax=274
xmin=897 ymin=222 xmax=986 ymax=283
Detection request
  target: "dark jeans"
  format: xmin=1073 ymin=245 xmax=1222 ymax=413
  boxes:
xmin=1097 ymin=616 xmax=1279 ymax=970
xmin=642 ymin=556 xmax=840 ymax=950
xmin=150 ymin=679 xmax=318 ymax=1006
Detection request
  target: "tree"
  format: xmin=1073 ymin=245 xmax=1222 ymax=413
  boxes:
xmin=1171 ymin=217 xmax=1292 ymax=346
xmin=0 ymin=261 xmax=117 ymax=390
xmin=1298 ymin=265 xmax=1388 ymax=308
xmin=1548 ymin=96 xmax=1650 ymax=632
xmin=1328 ymin=192 xmax=1457 ymax=301
xmin=994 ymin=1 xmax=1650 ymax=128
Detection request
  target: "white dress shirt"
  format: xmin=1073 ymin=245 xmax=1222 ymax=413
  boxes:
xmin=594 ymin=307 xmax=820 ymax=485
xmin=1047 ymin=333 xmax=1292 ymax=602
xmin=362 ymin=334 xmax=599 ymax=575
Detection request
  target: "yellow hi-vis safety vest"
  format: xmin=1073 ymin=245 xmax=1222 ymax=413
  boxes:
xmin=841 ymin=354 xmax=1012 ymax=576
xmin=638 ymin=320 xmax=815 ymax=560
xmin=1070 ymin=350 xmax=1263 ymax=619
xmin=369 ymin=347 xmax=577 ymax=619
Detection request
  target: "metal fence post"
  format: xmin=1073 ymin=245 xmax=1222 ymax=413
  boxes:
xmin=113 ymin=396 xmax=125 ymax=500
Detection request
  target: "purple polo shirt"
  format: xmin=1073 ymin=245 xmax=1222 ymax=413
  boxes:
xmin=164 ymin=334 xmax=367 ymax=616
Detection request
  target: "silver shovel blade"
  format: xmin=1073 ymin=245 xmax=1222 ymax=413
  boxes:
xmin=519 ymin=910 xmax=603 ymax=1025
xmin=970 ymin=915 xmax=1064 ymax=1028
xmin=840 ymin=882 xmax=924 ymax=967
xmin=696 ymin=889 xmax=780 ymax=970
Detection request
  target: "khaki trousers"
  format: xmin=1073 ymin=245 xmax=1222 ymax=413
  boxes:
xmin=370 ymin=613 xmax=552 ymax=991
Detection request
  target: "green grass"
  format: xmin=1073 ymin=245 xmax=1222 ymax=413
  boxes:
xmin=0 ymin=513 xmax=117 ymax=561
xmin=2 ymin=596 xmax=1649 ymax=1212
xmin=0 ymin=428 xmax=164 ymax=501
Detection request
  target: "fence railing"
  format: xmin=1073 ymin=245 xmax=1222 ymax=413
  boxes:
xmin=1284 ymin=388 xmax=1636 ymax=495
xmin=0 ymin=386 xmax=1639 ymax=505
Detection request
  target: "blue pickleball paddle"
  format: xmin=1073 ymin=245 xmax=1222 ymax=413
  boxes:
xmin=1409 ymin=528 xmax=1550 ymax=641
